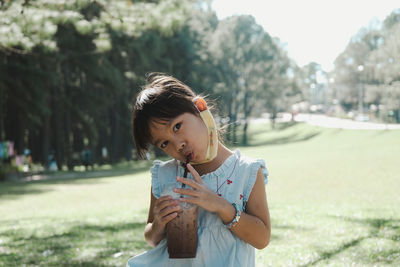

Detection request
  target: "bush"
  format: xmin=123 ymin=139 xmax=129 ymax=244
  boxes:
xmin=0 ymin=162 xmax=18 ymax=181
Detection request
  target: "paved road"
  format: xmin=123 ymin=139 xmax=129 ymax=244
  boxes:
xmin=251 ymin=113 xmax=400 ymax=130
xmin=295 ymin=113 xmax=400 ymax=130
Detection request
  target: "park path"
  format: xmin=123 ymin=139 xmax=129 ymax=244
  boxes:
xmin=294 ymin=113 xmax=400 ymax=130
xmin=251 ymin=113 xmax=400 ymax=130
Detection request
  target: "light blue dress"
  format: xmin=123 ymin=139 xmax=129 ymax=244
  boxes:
xmin=127 ymin=150 xmax=268 ymax=267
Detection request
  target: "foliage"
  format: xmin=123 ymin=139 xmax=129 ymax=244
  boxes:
xmin=0 ymin=0 xmax=298 ymax=170
xmin=333 ymin=8 xmax=400 ymax=122
xmin=0 ymin=0 xmax=194 ymax=169
xmin=206 ymin=15 xmax=291 ymax=143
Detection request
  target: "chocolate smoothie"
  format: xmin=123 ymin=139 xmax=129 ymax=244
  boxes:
xmin=166 ymin=202 xmax=198 ymax=258
xmin=165 ymin=157 xmax=198 ymax=258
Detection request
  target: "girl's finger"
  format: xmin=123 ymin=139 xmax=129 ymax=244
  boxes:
xmin=174 ymin=188 xmax=199 ymax=197
xmin=160 ymin=212 xmax=178 ymax=224
xmin=157 ymin=196 xmax=172 ymax=203
xmin=159 ymin=204 xmax=181 ymax=218
xmin=186 ymin=164 xmax=203 ymax=184
xmin=177 ymin=177 xmax=200 ymax=189
xmin=178 ymin=197 xmax=198 ymax=205
xmin=155 ymin=199 xmax=178 ymax=213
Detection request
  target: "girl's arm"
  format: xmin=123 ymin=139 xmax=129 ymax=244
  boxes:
xmin=176 ymin=165 xmax=271 ymax=249
xmin=228 ymin=168 xmax=270 ymax=249
xmin=144 ymin=188 xmax=181 ymax=247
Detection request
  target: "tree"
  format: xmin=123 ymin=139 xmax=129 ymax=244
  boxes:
xmin=207 ymin=15 xmax=290 ymax=144
xmin=333 ymin=8 xmax=400 ymax=122
xmin=0 ymin=0 xmax=194 ymax=170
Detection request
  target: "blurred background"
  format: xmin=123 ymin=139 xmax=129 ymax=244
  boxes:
xmin=0 ymin=1 xmax=399 ymax=266
xmin=0 ymin=0 xmax=399 ymax=176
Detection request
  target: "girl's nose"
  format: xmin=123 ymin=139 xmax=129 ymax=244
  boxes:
xmin=177 ymin=140 xmax=185 ymax=152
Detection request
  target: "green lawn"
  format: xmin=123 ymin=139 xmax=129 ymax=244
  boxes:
xmin=1 ymin=122 xmax=399 ymax=266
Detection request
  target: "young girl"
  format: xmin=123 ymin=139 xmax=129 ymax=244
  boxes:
xmin=127 ymin=73 xmax=270 ymax=267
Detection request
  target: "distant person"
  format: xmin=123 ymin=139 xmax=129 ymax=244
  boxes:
xmin=81 ymin=146 xmax=92 ymax=170
xmin=101 ymin=146 xmax=108 ymax=164
xmin=23 ymin=148 xmax=32 ymax=172
xmin=127 ymin=73 xmax=271 ymax=266
xmin=48 ymin=152 xmax=57 ymax=171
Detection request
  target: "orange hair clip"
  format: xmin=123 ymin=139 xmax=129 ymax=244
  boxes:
xmin=195 ymin=97 xmax=208 ymax=112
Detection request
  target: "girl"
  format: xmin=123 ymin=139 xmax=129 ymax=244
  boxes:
xmin=127 ymin=73 xmax=270 ymax=267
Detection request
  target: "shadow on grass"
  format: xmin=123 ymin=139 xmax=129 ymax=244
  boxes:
xmin=246 ymin=132 xmax=321 ymax=147
xmin=0 ymin=183 xmax=52 ymax=200
xmin=239 ymin=122 xmax=321 ymax=147
xmin=0 ymin=220 xmax=150 ymax=266
xmin=0 ymin=161 xmax=153 ymax=201
xmin=300 ymin=216 xmax=400 ymax=266
xmin=273 ymin=121 xmax=299 ymax=131
xmin=269 ymin=220 xmax=314 ymax=242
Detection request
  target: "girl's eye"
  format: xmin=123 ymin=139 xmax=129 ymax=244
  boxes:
xmin=160 ymin=141 xmax=168 ymax=149
xmin=173 ymin=123 xmax=181 ymax=132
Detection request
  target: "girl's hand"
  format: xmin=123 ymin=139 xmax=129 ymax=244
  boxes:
xmin=175 ymin=164 xmax=226 ymax=213
xmin=151 ymin=196 xmax=181 ymax=235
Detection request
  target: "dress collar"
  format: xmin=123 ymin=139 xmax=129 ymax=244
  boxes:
xmin=177 ymin=149 xmax=240 ymax=179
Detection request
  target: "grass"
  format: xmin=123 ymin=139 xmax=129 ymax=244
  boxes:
xmin=1 ymin=122 xmax=400 ymax=266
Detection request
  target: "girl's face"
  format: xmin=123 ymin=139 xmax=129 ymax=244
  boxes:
xmin=149 ymin=113 xmax=208 ymax=163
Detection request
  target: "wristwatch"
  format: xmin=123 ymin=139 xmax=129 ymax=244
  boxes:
xmin=224 ymin=203 xmax=241 ymax=229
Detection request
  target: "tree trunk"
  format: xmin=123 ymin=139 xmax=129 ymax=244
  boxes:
xmin=232 ymin=112 xmax=238 ymax=145
xmin=64 ymin=108 xmax=73 ymax=170
xmin=53 ymin=64 xmax=63 ymax=170
xmin=271 ymin=109 xmax=277 ymax=129
xmin=16 ymin=112 xmax=24 ymax=155
xmin=241 ymin=84 xmax=252 ymax=146
xmin=242 ymin=121 xmax=248 ymax=145
xmin=395 ymin=109 xmax=400 ymax=123
xmin=0 ymin=86 xmax=4 ymax=140
xmin=42 ymin=112 xmax=50 ymax=167
xmin=227 ymin=99 xmax=233 ymax=143
xmin=110 ymin=105 xmax=121 ymax=163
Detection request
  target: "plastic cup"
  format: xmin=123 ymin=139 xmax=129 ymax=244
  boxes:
xmin=161 ymin=182 xmax=198 ymax=258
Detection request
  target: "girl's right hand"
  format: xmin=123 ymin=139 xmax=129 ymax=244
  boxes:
xmin=151 ymin=196 xmax=181 ymax=234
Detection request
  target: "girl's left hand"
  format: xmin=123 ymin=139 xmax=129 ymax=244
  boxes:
xmin=174 ymin=164 xmax=225 ymax=213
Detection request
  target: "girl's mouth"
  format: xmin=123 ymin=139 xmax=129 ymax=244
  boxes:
xmin=185 ymin=152 xmax=193 ymax=161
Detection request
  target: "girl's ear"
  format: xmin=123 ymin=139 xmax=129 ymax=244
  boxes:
xmin=193 ymin=97 xmax=208 ymax=112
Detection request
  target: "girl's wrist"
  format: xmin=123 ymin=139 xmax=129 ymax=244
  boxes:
xmin=217 ymin=197 xmax=236 ymax=224
xmin=146 ymin=222 xmax=165 ymax=247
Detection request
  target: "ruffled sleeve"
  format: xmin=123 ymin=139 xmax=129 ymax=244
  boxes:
xmin=151 ymin=160 xmax=162 ymax=198
xmin=256 ymin=158 xmax=269 ymax=185
xmin=243 ymin=158 xmax=269 ymax=203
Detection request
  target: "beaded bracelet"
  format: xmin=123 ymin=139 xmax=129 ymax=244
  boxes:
xmin=224 ymin=203 xmax=241 ymax=229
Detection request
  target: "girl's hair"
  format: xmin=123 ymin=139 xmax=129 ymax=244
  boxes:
xmin=132 ymin=73 xmax=201 ymax=159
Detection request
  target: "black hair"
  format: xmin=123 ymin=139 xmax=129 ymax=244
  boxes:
xmin=132 ymin=73 xmax=200 ymax=159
